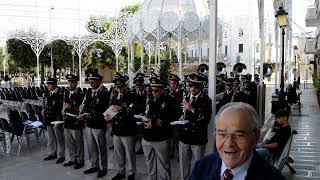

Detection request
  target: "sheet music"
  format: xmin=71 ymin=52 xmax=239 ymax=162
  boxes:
xmin=51 ymin=121 xmax=65 ymax=125
xmin=65 ymin=112 xmax=77 ymax=118
xmin=30 ymin=121 xmax=43 ymax=128
xmin=134 ymin=115 xmax=151 ymax=122
xmin=103 ymin=106 xmax=118 ymax=120
xmin=170 ymin=120 xmax=190 ymax=125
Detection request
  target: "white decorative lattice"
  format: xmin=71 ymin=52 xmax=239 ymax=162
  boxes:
xmin=182 ymin=11 xmax=200 ymax=32
xmin=160 ymin=11 xmax=180 ymax=32
xmin=141 ymin=11 xmax=159 ymax=33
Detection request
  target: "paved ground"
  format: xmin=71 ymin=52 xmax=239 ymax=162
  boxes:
xmin=0 ymin=85 xmax=318 ymax=180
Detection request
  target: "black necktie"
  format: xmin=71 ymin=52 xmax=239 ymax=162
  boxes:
xmin=192 ymin=96 xmax=196 ymax=105
xmin=92 ymin=91 xmax=96 ymax=98
xmin=223 ymin=169 xmax=233 ymax=180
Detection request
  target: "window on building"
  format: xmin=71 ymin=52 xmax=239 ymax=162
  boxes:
xmin=239 ymin=44 xmax=243 ymax=53
xmin=225 ymin=45 xmax=228 ymax=56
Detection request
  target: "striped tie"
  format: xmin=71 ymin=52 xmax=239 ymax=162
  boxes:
xmin=223 ymin=169 xmax=233 ymax=180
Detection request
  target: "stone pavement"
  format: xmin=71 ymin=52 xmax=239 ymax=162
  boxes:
xmin=0 ymin=85 xmax=319 ymax=180
xmin=282 ymin=86 xmax=320 ymax=180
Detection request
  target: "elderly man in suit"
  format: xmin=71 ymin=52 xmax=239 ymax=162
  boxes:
xmin=191 ymin=102 xmax=285 ymax=180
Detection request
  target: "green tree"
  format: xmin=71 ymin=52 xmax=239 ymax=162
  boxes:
xmin=6 ymin=38 xmax=36 ymax=73
xmin=86 ymin=16 xmax=112 ymax=34
xmin=39 ymin=40 xmax=73 ymax=68
xmin=159 ymin=59 xmax=171 ymax=80
xmin=121 ymin=2 xmax=141 ymax=13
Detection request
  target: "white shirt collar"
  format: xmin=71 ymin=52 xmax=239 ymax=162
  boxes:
xmin=92 ymin=84 xmax=103 ymax=93
xmin=220 ymin=153 xmax=253 ymax=180
xmin=50 ymin=88 xmax=58 ymax=94
xmin=190 ymin=92 xmax=201 ymax=102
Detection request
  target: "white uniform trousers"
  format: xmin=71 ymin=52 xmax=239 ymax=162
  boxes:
xmin=142 ymin=138 xmax=171 ymax=180
xmin=178 ymin=141 xmax=206 ymax=180
xmin=64 ymin=128 xmax=84 ymax=162
xmin=86 ymin=127 xmax=108 ymax=170
xmin=47 ymin=125 xmax=65 ymax=157
xmin=113 ymin=135 xmax=136 ymax=175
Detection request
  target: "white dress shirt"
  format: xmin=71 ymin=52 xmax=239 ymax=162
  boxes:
xmin=220 ymin=153 xmax=253 ymax=180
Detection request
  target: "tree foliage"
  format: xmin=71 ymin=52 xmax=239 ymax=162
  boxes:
xmin=121 ymin=2 xmax=141 ymax=13
xmin=6 ymin=38 xmax=36 ymax=73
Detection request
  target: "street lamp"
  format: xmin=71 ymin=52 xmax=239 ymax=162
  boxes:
xmin=72 ymin=50 xmax=75 ymax=74
xmin=276 ymin=6 xmax=288 ymax=109
xmin=293 ymin=45 xmax=298 ymax=90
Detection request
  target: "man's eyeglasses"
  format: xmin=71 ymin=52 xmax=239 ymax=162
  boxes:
xmin=216 ymin=130 xmax=253 ymax=143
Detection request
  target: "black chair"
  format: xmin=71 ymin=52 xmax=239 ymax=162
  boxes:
xmin=25 ymin=103 xmax=35 ymax=115
xmin=20 ymin=112 xmax=30 ymax=122
xmin=0 ymin=118 xmax=12 ymax=134
xmin=7 ymin=108 xmax=37 ymax=155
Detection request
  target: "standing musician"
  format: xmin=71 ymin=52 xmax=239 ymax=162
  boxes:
xmin=142 ymin=76 xmax=175 ymax=180
xmin=43 ymin=77 xmax=65 ymax=164
xmin=178 ymin=73 xmax=212 ymax=180
xmin=62 ymin=74 xmax=85 ymax=169
xmin=107 ymin=73 xmax=137 ymax=180
xmin=216 ymin=78 xmax=234 ymax=112
xmin=167 ymin=74 xmax=184 ymax=159
xmin=78 ymin=73 xmax=110 ymax=178
xmin=130 ymin=73 xmax=148 ymax=154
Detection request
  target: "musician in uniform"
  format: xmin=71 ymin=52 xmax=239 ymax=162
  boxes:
xmin=78 ymin=73 xmax=110 ymax=178
xmin=243 ymin=75 xmax=257 ymax=109
xmin=231 ymin=78 xmax=246 ymax=103
xmin=216 ymin=74 xmax=225 ymax=94
xmin=167 ymin=74 xmax=184 ymax=159
xmin=142 ymin=76 xmax=175 ymax=180
xmin=218 ymin=78 xmax=234 ymax=106
xmin=107 ymin=73 xmax=137 ymax=180
xmin=63 ymin=74 xmax=85 ymax=169
xmin=178 ymin=73 xmax=212 ymax=180
xmin=130 ymin=73 xmax=147 ymax=154
xmin=43 ymin=78 xmax=65 ymax=164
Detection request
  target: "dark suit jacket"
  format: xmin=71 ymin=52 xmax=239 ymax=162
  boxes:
xmin=190 ymin=152 xmax=285 ymax=180
xmin=43 ymin=88 xmax=64 ymax=126
xmin=81 ymin=86 xmax=110 ymax=129
xmin=178 ymin=92 xmax=212 ymax=145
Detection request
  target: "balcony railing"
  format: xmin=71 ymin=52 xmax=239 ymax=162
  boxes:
xmin=305 ymin=7 xmax=320 ymax=27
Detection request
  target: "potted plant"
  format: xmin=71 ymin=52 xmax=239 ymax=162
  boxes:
xmin=313 ymin=73 xmax=320 ymax=106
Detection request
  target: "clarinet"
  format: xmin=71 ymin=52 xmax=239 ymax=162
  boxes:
xmin=182 ymin=79 xmax=188 ymax=120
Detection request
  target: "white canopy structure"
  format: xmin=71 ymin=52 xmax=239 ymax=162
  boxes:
xmin=126 ymin=0 xmax=223 ymax=80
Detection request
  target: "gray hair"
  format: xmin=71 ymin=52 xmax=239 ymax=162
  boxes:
xmin=215 ymin=102 xmax=260 ymax=131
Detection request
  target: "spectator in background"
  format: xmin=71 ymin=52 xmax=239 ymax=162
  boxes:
xmin=24 ymin=76 xmax=30 ymax=88
xmin=4 ymin=74 xmax=11 ymax=88
xmin=256 ymin=109 xmax=291 ymax=160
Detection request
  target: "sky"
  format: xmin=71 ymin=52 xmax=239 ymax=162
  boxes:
xmin=0 ymin=0 xmax=314 ymax=45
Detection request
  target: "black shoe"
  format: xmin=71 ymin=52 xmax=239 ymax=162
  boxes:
xmin=135 ymin=148 xmax=143 ymax=155
xmin=128 ymin=174 xmax=135 ymax=180
xmin=56 ymin=157 xmax=65 ymax=164
xmin=97 ymin=170 xmax=107 ymax=178
xmin=43 ymin=155 xmax=57 ymax=161
xmin=112 ymin=173 xmax=125 ymax=180
xmin=74 ymin=162 xmax=84 ymax=169
xmin=109 ymin=145 xmax=114 ymax=150
xmin=63 ymin=161 xmax=77 ymax=167
xmin=84 ymin=168 xmax=99 ymax=174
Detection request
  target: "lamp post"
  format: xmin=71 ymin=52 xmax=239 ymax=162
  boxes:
xmin=72 ymin=50 xmax=75 ymax=74
xmin=49 ymin=6 xmax=54 ymax=77
xmin=276 ymin=6 xmax=288 ymax=109
xmin=293 ymin=45 xmax=298 ymax=90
